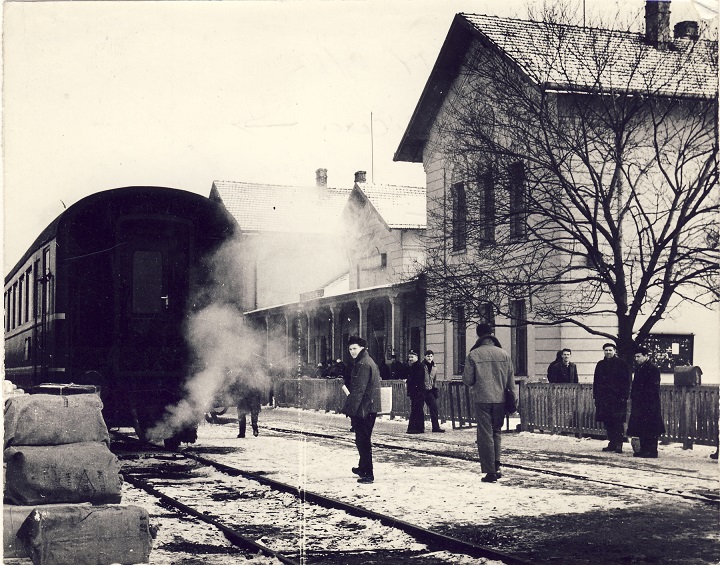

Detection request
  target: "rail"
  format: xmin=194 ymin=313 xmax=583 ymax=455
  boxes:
xmin=274 ymin=378 xmax=719 ymax=446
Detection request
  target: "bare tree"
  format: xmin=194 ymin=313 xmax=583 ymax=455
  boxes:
xmin=422 ymin=10 xmax=718 ymax=358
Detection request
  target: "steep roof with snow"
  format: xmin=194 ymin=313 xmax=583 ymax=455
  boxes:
xmin=395 ymin=12 xmax=718 ymax=162
xmin=356 ymin=183 xmax=426 ymax=229
xmin=211 ymin=180 xmax=352 ymax=233
xmin=462 ymin=14 xmax=717 ymax=98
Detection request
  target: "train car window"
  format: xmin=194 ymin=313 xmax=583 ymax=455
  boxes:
xmin=11 ymin=283 xmax=17 ymax=329
xmin=33 ymin=260 xmax=41 ymax=319
xmin=42 ymin=248 xmax=52 ymax=315
xmin=24 ymin=269 xmax=31 ymax=324
xmin=18 ymin=275 xmax=23 ymax=327
xmin=132 ymin=251 xmax=163 ymax=314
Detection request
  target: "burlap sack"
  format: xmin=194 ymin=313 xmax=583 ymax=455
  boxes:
xmin=4 ymin=442 xmax=122 ymax=505
xmin=3 ymin=503 xmax=90 ymax=559
xmin=18 ymin=504 xmax=152 ymax=565
xmin=4 ymin=394 xmax=109 ymax=448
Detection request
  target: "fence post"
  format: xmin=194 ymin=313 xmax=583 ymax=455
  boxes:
xmin=449 ymin=383 xmax=457 ymax=429
xmin=464 ymin=384 xmax=473 ymax=427
xmin=519 ymin=379 xmax=529 ymax=432
xmin=574 ymin=384 xmax=582 ymax=438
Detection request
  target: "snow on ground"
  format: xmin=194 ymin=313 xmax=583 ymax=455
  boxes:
xmin=96 ymin=407 xmax=717 ymax=564
xmin=188 ymin=407 xmax=718 ymax=531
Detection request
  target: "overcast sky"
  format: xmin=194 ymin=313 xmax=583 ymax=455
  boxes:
xmin=1 ymin=0 xmax=711 ymax=273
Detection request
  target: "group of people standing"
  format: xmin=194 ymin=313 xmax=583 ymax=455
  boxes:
xmin=341 ymin=324 xmax=516 ymax=485
xmin=593 ymin=343 xmax=665 ymax=458
xmin=340 ymin=324 xmax=669 ymax=486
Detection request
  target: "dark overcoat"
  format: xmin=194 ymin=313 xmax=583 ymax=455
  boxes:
xmin=342 ymin=349 xmax=382 ymax=418
xmin=548 ymin=362 xmax=579 ymax=384
xmin=627 ymin=361 xmax=666 ymax=437
xmin=405 ymin=361 xmax=425 ymax=398
xmin=593 ymin=356 xmax=631 ymax=423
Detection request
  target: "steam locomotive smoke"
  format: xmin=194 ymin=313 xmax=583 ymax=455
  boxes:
xmin=146 ymin=237 xmax=273 ymax=443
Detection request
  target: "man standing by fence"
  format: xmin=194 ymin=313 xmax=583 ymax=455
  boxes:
xmin=627 ymin=346 xmax=665 ymax=458
xmin=422 ymin=350 xmax=444 ymax=433
xmin=405 ymin=350 xmax=426 ymax=434
xmin=548 ymin=349 xmax=579 ymax=384
xmin=463 ymin=324 xmax=516 ymax=483
xmin=593 ymin=343 xmax=632 ymax=453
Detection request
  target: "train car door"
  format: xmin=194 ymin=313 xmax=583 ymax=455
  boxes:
xmin=113 ymin=217 xmax=194 ymax=430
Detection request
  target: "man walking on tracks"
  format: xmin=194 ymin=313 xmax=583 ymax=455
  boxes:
xmin=593 ymin=343 xmax=632 ymax=453
xmin=463 ymin=323 xmax=516 ymax=483
xmin=627 ymin=346 xmax=665 ymax=458
xmin=341 ymin=336 xmax=381 ymax=484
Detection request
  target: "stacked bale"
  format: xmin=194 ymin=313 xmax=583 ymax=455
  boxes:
xmin=3 ymin=387 xmax=153 ymax=564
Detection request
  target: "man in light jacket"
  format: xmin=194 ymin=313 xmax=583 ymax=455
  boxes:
xmin=463 ymin=323 xmax=515 ymax=483
xmin=341 ymin=335 xmax=381 ymax=484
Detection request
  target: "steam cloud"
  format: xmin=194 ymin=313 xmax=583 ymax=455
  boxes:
xmin=146 ymin=237 xmax=279 ymax=443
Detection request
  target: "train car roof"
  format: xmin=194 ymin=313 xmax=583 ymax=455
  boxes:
xmin=5 ymin=186 xmax=234 ymax=284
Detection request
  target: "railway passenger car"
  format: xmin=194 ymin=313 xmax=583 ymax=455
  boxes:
xmin=4 ymin=186 xmax=237 ymax=447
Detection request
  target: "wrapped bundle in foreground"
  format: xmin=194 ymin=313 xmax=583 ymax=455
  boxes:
xmin=3 ymin=503 xmax=90 ymax=559
xmin=4 ymin=393 xmax=109 ymax=448
xmin=18 ymin=504 xmax=152 ymax=565
xmin=4 ymin=442 xmax=123 ymax=505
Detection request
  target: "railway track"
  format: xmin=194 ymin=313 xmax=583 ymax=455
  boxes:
xmin=112 ymin=432 xmax=538 ymax=565
xmin=258 ymin=424 xmax=720 ymax=505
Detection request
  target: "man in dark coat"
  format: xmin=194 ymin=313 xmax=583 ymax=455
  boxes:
xmin=548 ymin=348 xmax=579 ymax=384
xmin=593 ymin=343 xmax=632 ymax=453
xmin=546 ymin=350 xmax=563 ymax=382
xmin=405 ymin=350 xmax=426 ymax=434
xmin=341 ymin=336 xmax=381 ymax=484
xmin=627 ymin=346 xmax=665 ymax=458
xmin=389 ymin=355 xmax=406 ymax=380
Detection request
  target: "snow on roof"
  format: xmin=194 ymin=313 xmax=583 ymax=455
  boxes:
xmin=212 ymin=180 xmax=352 ymax=233
xmin=356 ymin=183 xmax=426 ymax=229
xmin=321 ymin=272 xmax=350 ymax=297
xmin=461 ymin=13 xmax=717 ymax=98
xmin=396 ymin=12 xmax=718 ymax=163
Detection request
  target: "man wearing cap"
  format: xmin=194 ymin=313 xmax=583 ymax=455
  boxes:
xmin=593 ymin=343 xmax=632 ymax=453
xmin=422 ymin=351 xmax=444 ymax=432
xmin=341 ymin=336 xmax=381 ymax=484
xmin=405 ymin=350 xmax=426 ymax=433
xmin=463 ymin=323 xmax=515 ymax=483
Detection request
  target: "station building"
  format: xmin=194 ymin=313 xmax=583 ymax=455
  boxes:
xmin=393 ymin=4 xmax=719 ymax=383
xmin=210 ymin=170 xmax=427 ymax=373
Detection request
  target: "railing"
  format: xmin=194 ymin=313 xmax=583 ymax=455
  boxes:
xmin=519 ymin=381 xmax=720 ymax=446
xmin=274 ymin=378 xmax=720 ymax=446
xmin=273 ymin=379 xmax=478 ymax=429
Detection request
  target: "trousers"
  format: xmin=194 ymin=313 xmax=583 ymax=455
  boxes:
xmin=475 ymin=402 xmax=505 ymax=474
xmin=351 ymin=412 xmax=377 ymax=476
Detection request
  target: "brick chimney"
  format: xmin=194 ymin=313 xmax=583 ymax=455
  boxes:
xmin=316 ymin=168 xmax=328 ymax=188
xmin=674 ymin=20 xmax=699 ymax=40
xmin=354 ymin=170 xmax=367 ymax=183
xmin=645 ymin=0 xmax=671 ymax=49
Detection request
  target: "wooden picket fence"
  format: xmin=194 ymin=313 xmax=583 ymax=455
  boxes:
xmin=273 ymin=378 xmax=719 ymax=446
xmin=518 ymin=382 xmax=719 ymax=446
